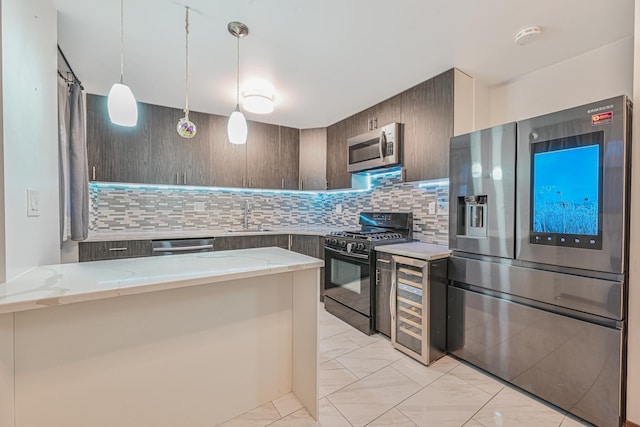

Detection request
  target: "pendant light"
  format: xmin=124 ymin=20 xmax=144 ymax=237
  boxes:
xmin=227 ymin=21 xmax=248 ymax=145
xmin=107 ymin=0 xmax=138 ymax=127
xmin=177 ymin=6 xmax=196 ymax=138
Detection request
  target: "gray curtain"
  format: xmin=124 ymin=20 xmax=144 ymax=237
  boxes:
xmin=58 ymin=79 xmax=89 ymax=242
xmin=68 ymin=82 xmax=89 ymax=241
xmin=58 ymin=77 xmax=70 ymax=246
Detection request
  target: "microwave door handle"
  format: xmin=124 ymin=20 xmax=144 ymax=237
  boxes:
xmin=379 ymin=130 xmax=386 ymax=161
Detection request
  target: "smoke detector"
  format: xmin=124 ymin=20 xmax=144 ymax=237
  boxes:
xmin=514 ymin=25 xmax=542 ymax=46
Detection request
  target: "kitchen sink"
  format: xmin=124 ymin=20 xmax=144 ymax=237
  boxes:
xmin=226 ymin=228 xmax=273 ymax=233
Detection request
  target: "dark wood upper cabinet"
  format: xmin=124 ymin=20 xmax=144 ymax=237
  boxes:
xmin=401 ymin=68 xmax=472 ymax=181
xmin=279 ymin=126 xmax=300 ymax=190
xmin=86 ymin=95 xmax=300 ymax=190
xmin=326 ymin=120 xmax=351 ymax=190
xmin=246 ymin=121 xmax=280 ymax=189
xmin=299 ymin=128 xmax=327 ymax=190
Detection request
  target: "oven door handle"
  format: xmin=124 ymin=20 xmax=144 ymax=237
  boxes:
xmin=324 ymin=246 xmax=369 ymax=260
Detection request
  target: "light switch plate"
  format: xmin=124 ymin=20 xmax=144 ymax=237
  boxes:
xmin=335 ymin=204 xmax=343 ymax=213
xmin=437 ymin=197 xmax=449 ymax=215
xmin=194 ymin=201 xmax=205 ymax=212
xmin=428 ymin=202 xmax=436 ymax=215
xmin=27 ymin=189 xmax=40 ymax=217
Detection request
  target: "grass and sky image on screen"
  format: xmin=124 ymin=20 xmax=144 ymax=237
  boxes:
xmin=532 ymin=145 xmax=599 ymax=235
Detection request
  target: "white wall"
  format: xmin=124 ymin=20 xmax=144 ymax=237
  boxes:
xmin=627 ymin=2 xmax=640 ymax=425
xmin=1 ymin=0 xmax=59 ymax=280
xmin=489 ymin=37 xmax=633 ymax=126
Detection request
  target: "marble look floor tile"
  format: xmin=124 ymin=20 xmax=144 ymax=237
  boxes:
xmin=319 ymin=334 xmax=360 ymax=363
xmin=450 ymin=363 xmax=504 ymax=396
xmin=341 ymin=328 xmax=384 ymax=347
xmin=397 ymin=373 xmax=493 ymax=427
xmin=472 ymin=387 xmax=564 ymax=427
xmin=319 ymin=317 xmax=354 ymax=340
xmin=426 ymin=355 xmax=460 ymax=374
xmin=367 ymin=408 xmax=417 ymax=426
xmin=319 ymin=359 xmax=358 ymax=398
xmin=272 ymin=392 xmax=303 ymax=418
xmin=560 ymin=414 xmax=592 ymax=426
xmin=327 ymin=366 xmax=422 ymax=427
xmin=463 ymin=420 xmax=487 ymax=427
xmin=336 ymin=339 xmax=405 ymax=378
xmin=391 ymin=357 xmax=444 ymax=387
xmin=217 ymin=402 xmax=281 ymax=427
xmin=269 ymin=398 xmax=351 ymax=427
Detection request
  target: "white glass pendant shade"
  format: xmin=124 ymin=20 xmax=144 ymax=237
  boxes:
xmin=228 ymin=108 xmax=248 ymax=144
xmin=107 ymin=82 xmax=138 ymax=127
xmin=242 ymin=93 xmax=274 ymax=114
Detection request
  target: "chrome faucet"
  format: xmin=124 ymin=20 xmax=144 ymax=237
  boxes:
xmin=243 ymin=200 xmax=250 ymax=229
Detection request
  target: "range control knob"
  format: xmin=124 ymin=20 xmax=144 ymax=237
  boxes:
xmin=339 ymin=240 xmax=347 ymax=247
xmin=356 ymin=243 xmax=365 ymax=251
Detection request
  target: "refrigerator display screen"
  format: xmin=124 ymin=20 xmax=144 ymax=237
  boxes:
xmin=530 ymin=131 xmax=603 ymax=249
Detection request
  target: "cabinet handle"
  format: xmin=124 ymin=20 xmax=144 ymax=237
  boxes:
xmin=176 ymin=172 xmax=180 ymax=185
xmin=378 ymin=258 xmax=391 ymax=264
xmin=92 ymin=166 xmax=96 ymax=181
xmin=183 ymin=172 xmax=187 ymax=185
xmin=108 ymin=247 xmax=128 ymax=252
xmin=242 ymin=176 xmax=246 ymax=188
xmin=373 ymin=117 xmax=378 ymax=129
xmin=281 ymin=178 xmax=285 ymax=189
xmin=300 ymin=180 xmax=304 ymax=190
xmin=325 ymin=180 xmax=328 ymax=190
xmin=249 ymin=177 xmax=252 ymax=188
xmin=368 ymin=119 xmax=372 ymax=131
xmin=375 ymin=268 xmax=380 ymax=285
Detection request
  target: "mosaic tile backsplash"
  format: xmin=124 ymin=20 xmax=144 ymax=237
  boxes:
xmin=89 ymin=171 xmax=450 ymax=245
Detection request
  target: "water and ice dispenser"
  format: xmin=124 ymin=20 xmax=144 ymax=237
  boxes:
xmin=459 ymin=195 xmax=488 ymax=238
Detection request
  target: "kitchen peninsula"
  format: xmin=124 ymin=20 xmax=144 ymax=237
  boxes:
xmin=0 ymin=247 xmax=321 ymax=427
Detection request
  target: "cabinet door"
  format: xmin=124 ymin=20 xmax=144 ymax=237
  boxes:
xmin=326 ymin=120 xmax=351 ymax=189
xmin=299 ymin=128 xmax=327 ymax=190
xmin=246 ymin=121 xmax=280 ymax=189
xmin=279 ymin=126 xmax=300 ymax=189
xmin=373 ymin=93 xmax=402 ymax=129
xmin=147 ymin=103 xmax=183 ymax=185
xmin=210 ymin=114 xmax=247 ymax=188
xmin=180 ymin=110 xmax=211 ymax=186
xmin=346 ymin=106 xmax=375 ymax=138
xmin=401 ymin=69 xmax=454 ymax=182
xmin=86 ymin=94 xmax=150 ymax=183
xmin=375 ymin=252 xmax=393 ymax=337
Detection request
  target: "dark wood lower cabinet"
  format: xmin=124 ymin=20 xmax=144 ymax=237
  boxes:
xmin=375 ymin=251 xmax=393 ymax=337
xmin=213 ymin=235 xmax=289 ymax=251
xmin=79 ymin=240 xmax=152 ymax=262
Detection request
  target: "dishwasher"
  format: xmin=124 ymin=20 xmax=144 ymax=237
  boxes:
xmin=151 ymin=238 xmax=215 ymax=256
xmin=390 ymin=255 xmax=447 ymax=365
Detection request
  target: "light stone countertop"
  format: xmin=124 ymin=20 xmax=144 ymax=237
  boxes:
xmin=86 ymin=227 xmax=342 ymax=242
xmin=374 ymin=242 xmax=451 ymax=260
xmin=0 ymin=247 xmax=323 ymax=315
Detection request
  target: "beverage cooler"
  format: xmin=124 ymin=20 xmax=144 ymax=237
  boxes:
xmin=390 ymin=255 xmax=447 ymax=365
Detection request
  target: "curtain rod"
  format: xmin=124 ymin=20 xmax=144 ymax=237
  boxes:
xmin=57 ymin=44 xmax=84 ymax=90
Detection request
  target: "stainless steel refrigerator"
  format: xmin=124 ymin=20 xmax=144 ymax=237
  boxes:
xmin=448 ymin=96 xmax=631 ymax=427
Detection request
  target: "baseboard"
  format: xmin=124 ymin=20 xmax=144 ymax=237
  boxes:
xmin=627 ymin=420 xmax=640 ymax=427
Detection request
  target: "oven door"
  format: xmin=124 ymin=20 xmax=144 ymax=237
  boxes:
xmin=324 ymin=247 xmax=371 ymax=316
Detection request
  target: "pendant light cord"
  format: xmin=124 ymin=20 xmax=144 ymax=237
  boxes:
xmin=184 ymin=6 xmax=190 ymax=118
xmin=119 ymin=0 xmax=124 ymax=83
xmin=236 ymin=33 xmax=240 ymax=108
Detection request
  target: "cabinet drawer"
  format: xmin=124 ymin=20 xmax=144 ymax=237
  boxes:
xmin=214 ymin=235 xmax=289 ymax=251
xmin=79 ymin=240 xmax=152 ymax=262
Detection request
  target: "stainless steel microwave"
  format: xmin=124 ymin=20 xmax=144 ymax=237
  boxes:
xmin=347 ymin=122 xmax=401 ymax=173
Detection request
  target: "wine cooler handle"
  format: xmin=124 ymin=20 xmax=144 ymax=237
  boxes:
xmin=390 ymin=275 xmax=397 ymax=321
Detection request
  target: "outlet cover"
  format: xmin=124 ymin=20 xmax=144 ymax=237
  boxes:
xmin=428 ymin=202 xmax=436 ymax=215
xmin=27 ymin=189 xmax=40 ymax=217
xmin=437 ymin=197 xmax=449 ymax=215
xmin=194 ymin=201 xmax=205 ymax=212
xmin=335 ymin=204 xmax=343 ymax=214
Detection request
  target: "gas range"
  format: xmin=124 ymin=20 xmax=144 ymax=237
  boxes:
xmin=324 ymin=212 xmax=413 ymax=335
xmin=325 ymin=212 xmax=413 ymax=258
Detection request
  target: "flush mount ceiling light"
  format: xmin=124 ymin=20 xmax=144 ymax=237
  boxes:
xmin=514 ymin=25 xmax=542 ymax=46
xmin=227 ymin=21 xmax=249 ymax=145
xmin=177 ymin=6 xmax=196 ymax=138
xmin=242 ymin=88 xmax=274 ymax=114
xmin=107 ymin=0 xmax=138 ymax=127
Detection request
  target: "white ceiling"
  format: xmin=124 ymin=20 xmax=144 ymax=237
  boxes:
xmin=56 ymin=0 xmax=634 ymax=129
